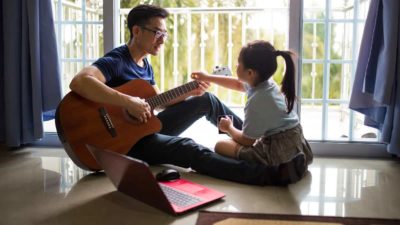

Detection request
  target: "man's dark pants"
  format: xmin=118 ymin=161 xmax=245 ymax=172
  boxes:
xmin=128 ymin=92 xmax=282 ymax=185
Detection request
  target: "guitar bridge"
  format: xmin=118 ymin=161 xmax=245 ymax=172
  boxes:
xmin=98 ymin=107 xmax=117 ymax=137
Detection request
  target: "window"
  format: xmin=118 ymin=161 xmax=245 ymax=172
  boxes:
xmin=48 ymin=0 xmax=381 ymax=153
xmin=119 ymin=1 xmax=290 ymax=107
xmin=53 ymin=0 xmax=104 ymax=93
xmin=46 ymin=0 xmax=104 ymax=132
xmin=301 ymin=0 xmax=375 ymax=141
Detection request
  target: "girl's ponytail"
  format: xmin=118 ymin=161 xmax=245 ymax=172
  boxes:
xmin=276 ymin=50 xmax=296 ymax=114
xmin=239 ymin=41 xmax=297 ymax=113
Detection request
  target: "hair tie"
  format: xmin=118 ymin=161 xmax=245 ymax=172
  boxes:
xmin=275 ymin=50 xmax=282 ymax=56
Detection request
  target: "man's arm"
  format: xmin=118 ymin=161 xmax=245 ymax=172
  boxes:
xmin=70 ymin=66 xmax=124 ymax=105
xmin=69 ymin=66 xmax=151 ymax=123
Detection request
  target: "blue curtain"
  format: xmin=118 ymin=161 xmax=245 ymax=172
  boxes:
xmin=349 ymin=0 xmax=400 ymax=156
xmin=0 ymin=0 xmax=61 ymax=147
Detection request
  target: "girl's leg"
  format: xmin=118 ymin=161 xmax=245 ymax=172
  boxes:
xmin=215 ymin=139 xmax=240 ymax=159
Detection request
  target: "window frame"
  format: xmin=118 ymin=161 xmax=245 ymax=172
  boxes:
xmin=40 ymin=0 xmax=388 ymax=158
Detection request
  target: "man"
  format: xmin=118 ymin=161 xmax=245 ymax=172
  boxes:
xmin=69 ymin=4 xmax=306 ymax=185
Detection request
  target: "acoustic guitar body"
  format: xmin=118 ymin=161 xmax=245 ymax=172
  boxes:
xmin=55 ymin=79 xmax=162 ymax=171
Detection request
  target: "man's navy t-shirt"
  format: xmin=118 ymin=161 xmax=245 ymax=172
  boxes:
xmin=92 ymin=44 xmax=155 ymax=87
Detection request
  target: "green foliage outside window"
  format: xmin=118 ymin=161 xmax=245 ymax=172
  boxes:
xmin=121 ymin=0 xmax=289 ymax=106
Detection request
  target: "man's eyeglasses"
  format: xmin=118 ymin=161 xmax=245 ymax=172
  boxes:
xmin=140 ymin=26 xmax=168 ymax=41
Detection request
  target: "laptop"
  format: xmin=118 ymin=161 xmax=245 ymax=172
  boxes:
xmin=86 ymin=144 xmax=225 ymax=215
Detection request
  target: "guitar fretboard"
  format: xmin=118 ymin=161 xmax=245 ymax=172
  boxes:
xmin=146 ymin=81 xmax=199 ymax=109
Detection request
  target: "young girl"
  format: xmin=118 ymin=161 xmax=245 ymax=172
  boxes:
xmin=191 ymin=40 xmax=313 ymax=167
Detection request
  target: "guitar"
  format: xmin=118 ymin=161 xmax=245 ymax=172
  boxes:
xmin=56 ymin=66 xmax=232 ymax=171
xmin=55 ymin=79 xmax=200 ymax=171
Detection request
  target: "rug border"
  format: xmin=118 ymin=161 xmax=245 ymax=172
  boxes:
xmin=195 ymin=210 xmax=400 ymax=225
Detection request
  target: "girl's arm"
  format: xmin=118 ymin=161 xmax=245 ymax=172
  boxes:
xmin=226 ymin=126 xmax=256 ymax=146
xmin=191 ymin=71 xmax=246 ymax=92
xmin=219 ymin=117 xmax=255 ymax=146
xmin=152 ymin=81 xmax=211 ymax=109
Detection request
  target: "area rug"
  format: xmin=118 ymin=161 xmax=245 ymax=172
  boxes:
xmin=195 ymin=211 xmax=400 ymax=225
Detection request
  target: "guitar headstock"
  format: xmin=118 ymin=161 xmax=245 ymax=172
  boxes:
xmin=212 ymin=65 xmax=232 ymax=76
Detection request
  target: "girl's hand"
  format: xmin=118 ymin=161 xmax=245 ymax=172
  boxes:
xmin=191 ymin=71 xmax=210 ymax=81
xmin=190 ymin=80 xmax=210 ymax=96
xmin=218 ymin=116 xmax=233 ymax=133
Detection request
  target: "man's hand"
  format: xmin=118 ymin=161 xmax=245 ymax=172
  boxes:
xmin=190 ymin=80 xmax=210 ymax=97
xmin=125 ymin=96 xmax=151 ymax=123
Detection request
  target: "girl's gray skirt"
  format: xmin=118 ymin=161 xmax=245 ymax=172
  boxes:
xmin=237 ymin=124 xmax=313 ymax=166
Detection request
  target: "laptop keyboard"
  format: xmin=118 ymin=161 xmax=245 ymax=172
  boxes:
xmin=160 ymin=184 xmax=202 ymax=208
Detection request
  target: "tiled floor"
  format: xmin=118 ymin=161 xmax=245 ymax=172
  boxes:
xmin=1 ymin=145 xmax=400 ymax=225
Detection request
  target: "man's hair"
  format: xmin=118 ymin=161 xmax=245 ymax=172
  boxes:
xmin=127 ymin=4 xmax=169 ymax=40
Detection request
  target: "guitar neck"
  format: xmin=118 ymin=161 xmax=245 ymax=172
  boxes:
xmin=146 ymin=81 xmax=199 ymax=109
